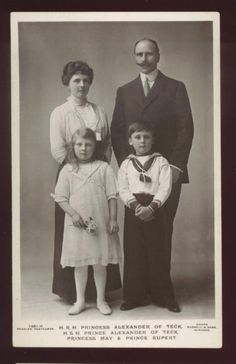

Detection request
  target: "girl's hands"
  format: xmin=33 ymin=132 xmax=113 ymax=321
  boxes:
xmin=71 ymin=212 xmax=85 ymax=228
xmin=135 ymin=205 xmax=154 ymax=222
xmin=107 ymin=219 xmax=119 ymax=234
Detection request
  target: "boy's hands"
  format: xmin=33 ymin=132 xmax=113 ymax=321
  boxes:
xmin=107 ymin=219 xmax=119 ymax=234
xmin=71 ymin=212 xmax=85 ymax=228
xmin=135 ymin=205 xmax=154 ymax=222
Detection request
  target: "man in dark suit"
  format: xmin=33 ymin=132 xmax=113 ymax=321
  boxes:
xmin=111 ymin=38 xmax=194 ymax=312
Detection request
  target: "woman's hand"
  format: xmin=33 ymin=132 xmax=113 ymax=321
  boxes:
xmin=135 ymin=205 xmax=154 ymax=222
xmin=71 ymin=213 xmax=85 ymax=228
xmin=107 ymin=219 xmax=119 ymax=234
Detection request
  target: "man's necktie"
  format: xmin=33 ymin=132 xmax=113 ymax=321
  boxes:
xmin=143 ymin=76 xmax=151 ymax=97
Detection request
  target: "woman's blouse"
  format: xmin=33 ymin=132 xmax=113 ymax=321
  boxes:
xmin=50 ymin=96 xmax=111 ymax=164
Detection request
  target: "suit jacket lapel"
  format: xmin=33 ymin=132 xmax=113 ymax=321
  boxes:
xmin=143 ymin=71 xmax=165 ymax=109
xmin=129 ymin=72 xmax=166 ymax=110
xmin=130 ymin=76 xmax=145 ymax=108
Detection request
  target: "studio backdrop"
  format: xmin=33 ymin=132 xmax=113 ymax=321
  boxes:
xmin=18 ymin=20 xmax=214 ymax=301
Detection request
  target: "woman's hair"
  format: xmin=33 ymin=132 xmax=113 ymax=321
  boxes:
xmin=66 ymin=128 xmax=100 ymax=166
xmin=62 ymin=61 xmax=94 ymax=86
xmin=128 ymin=120 xmax=155 ymax=138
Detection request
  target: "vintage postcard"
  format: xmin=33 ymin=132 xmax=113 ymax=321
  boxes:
xmin=11 ymin=11 xmax=221 ymax=348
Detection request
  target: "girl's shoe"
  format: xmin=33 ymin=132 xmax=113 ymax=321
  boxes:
xmin=68 ymin=302 xmax=86 ymax=315
xmin=97 ymin=301 xmax=112 ymax=315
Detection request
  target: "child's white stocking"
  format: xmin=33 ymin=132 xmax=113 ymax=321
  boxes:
xmin=93 ymin=264 xmax=107 ymax=303
xmin=74 ymin=266 xmax=88 ymax=304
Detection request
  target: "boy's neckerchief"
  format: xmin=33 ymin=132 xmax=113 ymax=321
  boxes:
xmin=127 ymin=153 xmax=162 ymax=183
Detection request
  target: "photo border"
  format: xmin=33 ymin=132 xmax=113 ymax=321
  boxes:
xmin=1 ymin=0 xmax=236 ymax=363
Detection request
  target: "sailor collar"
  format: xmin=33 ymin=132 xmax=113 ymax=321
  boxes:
xmin=127 ymin=153 xmax=162 ymax=183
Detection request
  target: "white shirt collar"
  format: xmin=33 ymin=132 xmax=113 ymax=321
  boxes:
xmin=140 ymin=68 xmax=158 ymax=83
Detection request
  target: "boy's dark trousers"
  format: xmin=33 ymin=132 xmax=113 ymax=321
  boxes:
xmin=123 ymin=204 xmax=175 ymax=305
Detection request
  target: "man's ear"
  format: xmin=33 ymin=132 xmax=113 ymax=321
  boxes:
xmin=128 ymin=138 xmax=133 ymax=146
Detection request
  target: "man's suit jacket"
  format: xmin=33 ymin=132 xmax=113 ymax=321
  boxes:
xmin=111 ymin=71 xmax=194 ymax=183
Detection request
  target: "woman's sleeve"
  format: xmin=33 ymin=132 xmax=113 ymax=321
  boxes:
xmin=99 ymin=106 xmax=112 ymax=163
xmin=54 ymin=166 xmax=70 ymax=203
xmin=104 ymin=164 xmax=118 ymax=200
xmin=153 ymin=157 xmax=172 ymax=206
xmin=50 ymin=107 xmax=67 ymax=164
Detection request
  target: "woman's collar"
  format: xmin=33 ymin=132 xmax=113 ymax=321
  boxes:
xmin=67 ymin=95 xmax=88 ymax=107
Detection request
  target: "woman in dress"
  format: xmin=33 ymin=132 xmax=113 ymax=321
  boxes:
xmin=50 ymin=60 xmax=121 ymax=303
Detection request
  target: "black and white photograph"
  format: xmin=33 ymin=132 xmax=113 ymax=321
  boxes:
xmin=11 ymin=12 xmax=221 ymax=348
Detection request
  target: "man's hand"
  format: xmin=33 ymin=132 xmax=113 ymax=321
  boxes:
xmin=171 ymin=166 xmax=181 ymax=184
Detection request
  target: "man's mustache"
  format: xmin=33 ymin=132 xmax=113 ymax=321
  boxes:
xmin=136 ymin=62 xmax=149 ymax=66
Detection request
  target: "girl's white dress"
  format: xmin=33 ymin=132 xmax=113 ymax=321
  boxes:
xmin=54 ymin=160 xmax=121 ymax=268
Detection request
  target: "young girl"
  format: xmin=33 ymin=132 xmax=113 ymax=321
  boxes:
xmin=53 ymin=127 xmax=121 ymax=315
xmin=118 ymin=121 xmax=180 ymax=313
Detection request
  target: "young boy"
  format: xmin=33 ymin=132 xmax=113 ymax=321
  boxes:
xmin=118 ymin=121 xmax=180 ymax=313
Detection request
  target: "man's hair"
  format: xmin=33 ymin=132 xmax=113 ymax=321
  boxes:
xmin=128 ymin=120 xmax=155 ymax=138
xmin=134 ymin=38 xmax=160 ymax=54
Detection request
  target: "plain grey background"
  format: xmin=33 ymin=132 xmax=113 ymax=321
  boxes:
xmin=18 ymin=21 xmax=214 ymax=292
